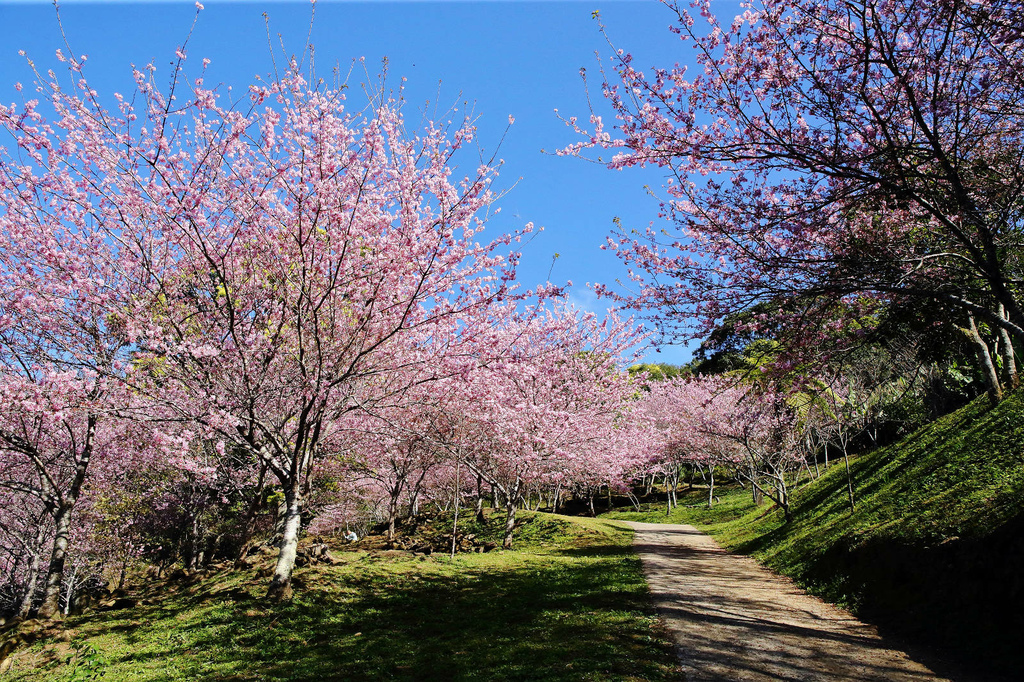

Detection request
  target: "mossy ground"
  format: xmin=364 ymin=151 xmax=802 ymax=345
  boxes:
xmin=1 ymin=511 xmax=680 ymax=682
xmin=604 ymin=390 xmax=1024 ymax=679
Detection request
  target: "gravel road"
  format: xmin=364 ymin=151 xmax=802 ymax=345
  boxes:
xmin=624 ymin=521 xmax=956 ymax=682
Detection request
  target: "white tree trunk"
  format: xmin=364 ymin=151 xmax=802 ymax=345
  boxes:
xmin=966 ymin=314 xmax=1003 ymax=402
xmin=998 ymin=304 xmax=1019 ymax=389
xmin=267 ymin=486 xmax=302 ymax=601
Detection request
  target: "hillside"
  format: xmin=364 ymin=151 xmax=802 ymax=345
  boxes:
xmin=0 ymin=512 xmax=679 ymax=681
xmin=606 ymin=390 xmax=1024 ymax=679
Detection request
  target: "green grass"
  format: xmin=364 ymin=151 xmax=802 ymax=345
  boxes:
xmin=1 ymin=512 xmax=680 ymax=682
xmin=604 ymin=390 xmax=1024 ymax=678
xmin=375 ymin=505 xmax=596 ymax=553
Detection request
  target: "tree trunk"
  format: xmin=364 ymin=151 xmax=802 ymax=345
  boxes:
xmin=63 ymin=566 xmax=78 ymax=616
xmin=744 ymin=471 xmax=791 ymax=523
xmin=775 ymin=473 xmax=789 ymax=511
xmin=502 ymin=500 xmax=517 ymax=550
xmin=117 ymin=558 xmax=128 ymax=592
xmin=16 ymin=550 xmax=42 ymax=620
xmin=451 ymin=459 xmax=461 ymax=558
xmin=778 ymin=483 xmax=793 ymax=523
xmin=475 ymin=475 xmax=486 ymax=524
xmin=587 ymin=493 xmax=596 ymax=517
xmin=207 ymin=534 xmax=222 ymax=567
xmin=235 ymin=461 xmax=268 ymax=564
xmin=965 ymin=314 xmax=1003 ymax=403
xmin=36 ymin=505 xmax=74 ymax=619
xmin=387 ymin=507 xmax=397 ymax=543
xmin=842 ymin=441 xmax=856 ymax=513
xmin=270 ymin=494 xmax=288 ymax=546
xmin=386 ymin=480 xmax=405 ymax=543
xmin=187 ymin=514 xmax=202 ymax=570
xmin=800 ymin=458 xmax=813 ymax=487
xmin=998 ymin=304 xmax=1019 ymax=389
xmin=410 ymin=467 xmax=428 ymax=519
xmin=450 ymin=493 xmax=460 ymax=559
xmin=36 ymin=415 xmax=95 ymax=620
xmin=266 ymin=485 xmax=302 ymax=602
xmin=707 ymin=467 xmax=715 ymax=509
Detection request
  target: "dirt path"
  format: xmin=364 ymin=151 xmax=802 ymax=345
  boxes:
xmin=624 ymin=521 xmax=954 ymax=682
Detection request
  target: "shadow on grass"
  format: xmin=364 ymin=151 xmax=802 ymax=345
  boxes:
xmin=796 ymin=514 xmax=1024 ymax=682
xmin=63 ymin=541 xmax=679 ymax=682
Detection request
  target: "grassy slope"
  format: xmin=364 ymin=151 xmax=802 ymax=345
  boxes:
xmin=605 ymin=390 xmax=1024 ymax=677
xmin=1 ymin=512 xmax=680 ymax=682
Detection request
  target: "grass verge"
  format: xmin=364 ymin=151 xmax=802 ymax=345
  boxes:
xmin=1 ymin=512 xmax=680 ymax=682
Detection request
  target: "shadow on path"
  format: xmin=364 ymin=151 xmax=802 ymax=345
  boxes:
xmin=624 ymin=521 xmax=962 ymax=682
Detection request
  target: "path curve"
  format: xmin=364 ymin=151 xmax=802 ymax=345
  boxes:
xmin=624 ymin=521 xmax=953 ymax=681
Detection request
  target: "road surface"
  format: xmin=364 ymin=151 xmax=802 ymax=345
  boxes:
xmin=624 ymin=521 xmax=954 ymax=682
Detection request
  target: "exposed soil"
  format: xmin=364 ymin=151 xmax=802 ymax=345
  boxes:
xmin=624 ymin=521 xmax=965 ymax=682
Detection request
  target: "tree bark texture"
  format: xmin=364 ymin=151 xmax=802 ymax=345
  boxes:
xmin=266 ymin=486 xmax=302 ymax=601
xmin=707 ymin=468 xmax=715 ymax=510
xmin=965 ymin=314 xmax=1003 ymax=402
xmin=36 ymin=505 xmax=72 ymax=619
xmin=16 ymin=549 xmax=42 ymax=620
xmin=998 ymin=304 xmax=1019 ymax=389
xmin=502 ymin=499 xmax=517 ymax=550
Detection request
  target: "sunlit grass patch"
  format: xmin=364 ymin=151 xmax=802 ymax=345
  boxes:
xmin=1 ymin=512 xmax=679 ymax=682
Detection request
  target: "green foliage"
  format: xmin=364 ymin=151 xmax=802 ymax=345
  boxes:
xmin=626 ymin=363 xmax=687 ymax=382
xmin=63 ymin=643 xmax=107 ymax=682
xmin=688 ymin=302 xmax=789 ymax=376
xmin=2 ymin=513 xmax=679 ymax=682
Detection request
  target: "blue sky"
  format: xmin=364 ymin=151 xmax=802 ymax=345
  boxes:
xmin=0 ymin=0 xmax=706 ymax=364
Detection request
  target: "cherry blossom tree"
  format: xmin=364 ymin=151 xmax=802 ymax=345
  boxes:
xmin=641 ymin=376 xmax=745 ymax=510
xmin=0 ymin=490 xmax=50 ymax=620
xmin=570 ymin=0 xmax=1024 ymax=372
xmin=1 ymin=10 xmax=666 ymax=606
xmin=342 ymin=402 xmax=453 ymax=542
xmin=123 ymin=79 xmax=532 ymax=599
xmin=0 ymin=323 xmax=131 ymax=621
xmin=441 ymin=304 xmax=646 ymax=547
xmin=638 ymin=373 xmax=802 ymax=518
xmin=0 ymin=30 xmax=539 ymax=600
